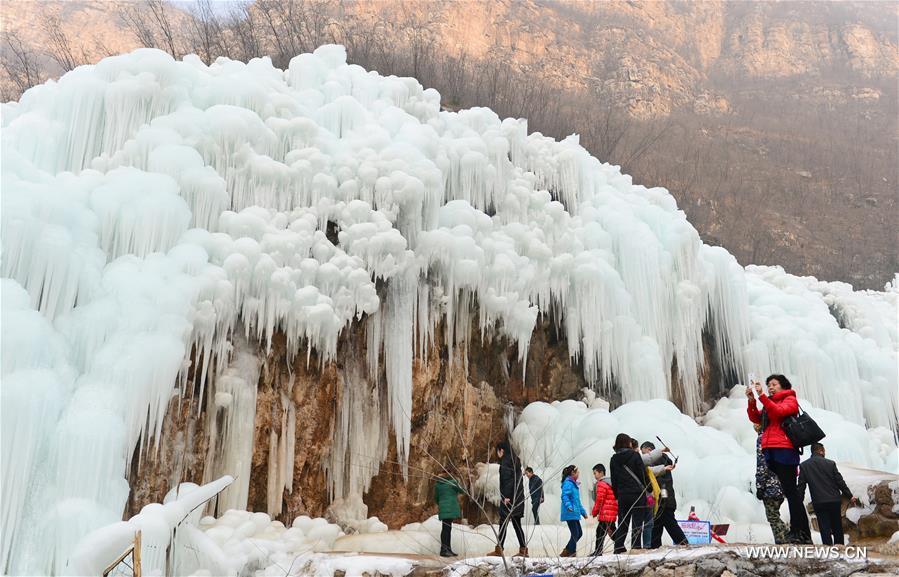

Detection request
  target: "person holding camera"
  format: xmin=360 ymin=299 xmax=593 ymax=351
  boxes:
xmin=640 ymin=442 xmax=687 ymax=548
xmin=638 ymin=440 xmax=666 ymax=548
xmin=746 ymin=374 xmax=811 ymax=544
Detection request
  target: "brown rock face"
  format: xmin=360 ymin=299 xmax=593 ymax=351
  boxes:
xmin=246 ymin=332 xmax=341 ymax=521
xmin=126 ymin=385 xmax=208 ymax=518
xmin=363 ymin=315 xmax=591 ymax=527
xmin=843 ymin=480 xmax=899 ymax=541
xmin=127 ymin=310 xmax=726 ymax=528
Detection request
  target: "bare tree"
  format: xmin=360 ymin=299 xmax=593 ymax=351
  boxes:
xmin=120 ymin=1 xmax=160 ymax=50
xmin=186 ymin=0 xmax=229 ymax=63
xmin=41 ymin=10 xmax=85 ymax=72
xmin=147 ymin=0 xmax=182 ymax=58
xmin=120 ymin=0 xmax=182 ymax=58
xmin=1 ymin=30 xmax=42 ymax=98
xmin=255 ymin=0 xmax=293 ymax=67
xmin=227 ymin=1 xmax=261 ymax=62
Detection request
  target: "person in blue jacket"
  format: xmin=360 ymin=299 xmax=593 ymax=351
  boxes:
xmin=560 ymin=465 xmax=588 ymax=557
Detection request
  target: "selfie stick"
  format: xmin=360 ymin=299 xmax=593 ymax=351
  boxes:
xmin=656 ymin=435 xmax=679 ymax=462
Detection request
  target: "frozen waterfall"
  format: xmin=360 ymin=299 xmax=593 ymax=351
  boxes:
xmin=1 ymin=45 xmax=896 ymax=574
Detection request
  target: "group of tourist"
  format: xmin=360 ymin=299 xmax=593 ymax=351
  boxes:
xmin=553 ymin=433 xmax=687 ymax=557
xmin=433 ymin=374 xmax=858 ymax=558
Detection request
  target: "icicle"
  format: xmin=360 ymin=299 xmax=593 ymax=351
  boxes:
xmin=202 ymin=334 xmax=260 ymax=512
xmin=383 ymin=271 xmax=416 ymax=473
xmin=324 ymin=346 xmax=389 ymax=506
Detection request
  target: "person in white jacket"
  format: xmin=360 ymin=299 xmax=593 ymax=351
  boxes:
xmin=637 ymin=439 xmax=671 ymax=548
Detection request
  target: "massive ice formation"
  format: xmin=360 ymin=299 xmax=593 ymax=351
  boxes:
xmin=1 ymin=45 xmax=896 ymax=573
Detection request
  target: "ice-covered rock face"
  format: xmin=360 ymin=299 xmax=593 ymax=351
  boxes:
xmin=1 ymin=45 xmax=896 ymax=574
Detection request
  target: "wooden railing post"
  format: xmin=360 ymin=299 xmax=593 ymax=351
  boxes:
xmin=133 ymin=530 xmax=141 ymax=577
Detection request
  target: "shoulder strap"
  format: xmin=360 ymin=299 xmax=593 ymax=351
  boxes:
xmin=624 ymin=464 xmax=645 ymax=488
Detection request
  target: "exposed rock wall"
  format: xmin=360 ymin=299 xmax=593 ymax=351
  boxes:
xmin=126 ymin=384 xmax=209 ymax=518
xmin=126 ymin=312 xmax=725 ymax=527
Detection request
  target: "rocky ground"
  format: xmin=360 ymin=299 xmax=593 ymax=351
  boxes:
xmin=844 ymin=480 xmax=899 ymax=546
xmin=297 ymin=544 xmax=899 ymax=577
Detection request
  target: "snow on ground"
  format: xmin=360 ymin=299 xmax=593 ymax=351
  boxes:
xmin=3 ymin=44 xmax=897 ymax=574
xmin=69 ymin=389 xmax=896 ymax=576
xmin=67 ymin=476 xmax=234 ymax=576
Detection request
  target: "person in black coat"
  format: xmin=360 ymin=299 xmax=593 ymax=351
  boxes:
xmin=525 ymin=467 xmax=544 ymax=525
xmin=492 ymin=441 xmax=527 ymax=557
xmin=609 ymin=433 xmax=648 ymax=553
xmin=798 ymin=443 xmax=859 ymax=545
xmin=648 ymin=452 xmax=688 ymax=548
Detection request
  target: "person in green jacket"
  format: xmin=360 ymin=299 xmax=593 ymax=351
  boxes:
xmin=435 ymin=472 xmax=465 ymax=556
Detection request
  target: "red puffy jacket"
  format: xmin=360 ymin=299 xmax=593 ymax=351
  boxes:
xmin=592 ymin=479 xmax=618 ymax=522
xmin=747 ymin=389 xmax=799 ymax=449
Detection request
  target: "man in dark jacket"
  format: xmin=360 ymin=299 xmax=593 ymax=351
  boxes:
xmin=649 ymin=453 xmax=688 ymax=548
xmin=640 ymin=441 xmax=688 ymax=549
xmin=525 ymin=467 xmax=544 ymax=525
xmin=797 ymin=443 xmax=858 ymax=545
xmin=492 ymin=441 xmax=527 ymax=557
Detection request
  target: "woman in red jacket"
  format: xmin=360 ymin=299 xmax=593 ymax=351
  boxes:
xmin=590 ymin=463 xmax=618 ymax=556
xmin=746 ymin=374 xmax=811 ymax=544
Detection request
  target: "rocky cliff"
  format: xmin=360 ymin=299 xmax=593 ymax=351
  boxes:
xmin=375 ymin=0 xmax=898 ymax=117
xmin=5 ymin=1 xmax=897 ymax=114
xmin=127 ymin=316 xmax=721 ymax=528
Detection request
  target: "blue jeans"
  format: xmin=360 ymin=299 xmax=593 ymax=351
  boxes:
xmin=566 ymin=520 xmax=583 ymax=553
xmin=641 ymin=507 xmax=654 ymax=547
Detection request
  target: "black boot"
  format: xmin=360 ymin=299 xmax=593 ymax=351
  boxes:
xmin=785 ymin=532 xmax=811 ymax=545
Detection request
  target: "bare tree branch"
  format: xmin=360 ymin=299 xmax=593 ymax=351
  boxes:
xmin=1 ymin=30 xmax=42 ymax=98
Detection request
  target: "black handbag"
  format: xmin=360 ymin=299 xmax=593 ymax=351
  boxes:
xmin=781 ymin=405 xmax=825 ymax=449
